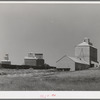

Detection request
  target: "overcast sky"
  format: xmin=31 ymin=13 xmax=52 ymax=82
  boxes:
xmin=0 ymin=3 xmax=100 ymax=66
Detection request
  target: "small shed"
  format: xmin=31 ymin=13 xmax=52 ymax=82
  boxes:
xmin=56 ymin=55 xmax=89 ymax=71
xmin=24 ymin=52 xmax=44 ymax=66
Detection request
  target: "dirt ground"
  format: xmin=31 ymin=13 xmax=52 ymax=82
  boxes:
xmin=0 ymin=68 xmax=100 ymax=91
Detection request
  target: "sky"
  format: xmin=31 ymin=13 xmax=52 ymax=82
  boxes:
xmin=0 ymin=3 xmax=100 ymax=66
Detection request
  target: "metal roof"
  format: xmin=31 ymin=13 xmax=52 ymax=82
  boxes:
xmin=68 ymin=56 xmax=89 ymax=65
xmin=56 ymin=55 xmax=89 ymax=65
xmin=1 ymin=60 xmax=11 ymax=62
xmin=77 ymin=42 xmax=90 ymax=46
xmin=35 ymin=53 xmax=43 ymax=55
xmin=77 ymin=37 xmax=93 ymax=47
xmin=24 ymin=56 xmax=37 ymax=59
xmin=56 ymin=55 xmax=67 ymax=63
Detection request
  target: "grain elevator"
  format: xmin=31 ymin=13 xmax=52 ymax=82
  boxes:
xmin=24 ymin=53 xmax=44 ymax=66
xmin=1 ymin=54 xmax=11 ymax=65
xmin=24 ymin=52 xmax=37 ymax=66
xmin=75 ymin=37 xmax=98 ymax=67
xmin=56 ymin=37 xmax=98 ymax=71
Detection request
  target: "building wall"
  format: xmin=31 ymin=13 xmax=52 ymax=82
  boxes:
xmin=1 ymin=61 xmax=11 ymax=65
xmin=90 ymin=46 xmax=97 ymax=63
xmin=75 ymin=46 xmax=90 ymax=64
xmin=56 ymin=56 xmax=75 ymax=71
xmin=75 ymin=63 xmax=89 ymax=71
xmin=24 ymin=59 xmax=37 ymax=66
xmin=36 ymin=59 xmax=44 ymax=66
xmin=75 ymin=45 xmax=98 ymax=65
xmin=91 ymin=61 xmax=99 ymax=67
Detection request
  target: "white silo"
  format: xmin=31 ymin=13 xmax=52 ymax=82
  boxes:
xmin=75 ymin=37 xmax=98 ymax=67
xmin=1 ymin=54 xmax=11 ymax=65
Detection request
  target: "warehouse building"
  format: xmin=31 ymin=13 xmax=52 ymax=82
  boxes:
xmin=75 ymin=37 xmax=98 ymax=67
xmin=24 ymin=52 xmax=44 ymax=66
xmin=1 ymin=54 xmax=11 ymax=65
xmin=56 ymin=55 xmax=89 ymax=71
xmin=56 ymin=37 xmax=99 ymax=71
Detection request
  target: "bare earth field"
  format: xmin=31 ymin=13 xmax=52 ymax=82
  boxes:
xmin=0 ymin=68 xmax=100 ymax=91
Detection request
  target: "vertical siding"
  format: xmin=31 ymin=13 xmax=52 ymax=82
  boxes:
xmin=24 ymin=59 xmax=37 ymax=66
xmin=75 ymin=63 xmax=89 ymax=70
xmin=90 ymin=46 xmax=97 ymax=63
xmin=75 ymin=46 xmax=90 ymax=64
xmin=36 ymin=59 xmax=44 ymax=66
xmin=56 ymin=56 xmax=75 ymax=71
xmin=1 ymin=61 xmax=11 ymax=65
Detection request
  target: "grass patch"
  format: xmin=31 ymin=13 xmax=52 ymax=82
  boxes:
xmin=0 ymin=69 xmax=100 ymax=90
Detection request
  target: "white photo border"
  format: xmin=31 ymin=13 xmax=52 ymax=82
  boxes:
xmin=0 ymin=1 xmax=100 ymax=99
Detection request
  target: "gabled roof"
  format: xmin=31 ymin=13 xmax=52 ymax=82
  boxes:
xmin=1 ymin=60 xmax=11 ymax=62
xmin=56 ymin=55 xmax=89 ymax=65
xmin=56 ymin=55 xmax=66 ymax=63
xmin=68 ymin=56 xmax=89 ymax=65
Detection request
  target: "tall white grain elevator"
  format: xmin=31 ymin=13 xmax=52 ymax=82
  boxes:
xmin=75 ymin=37 xmax=98 ymax=67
